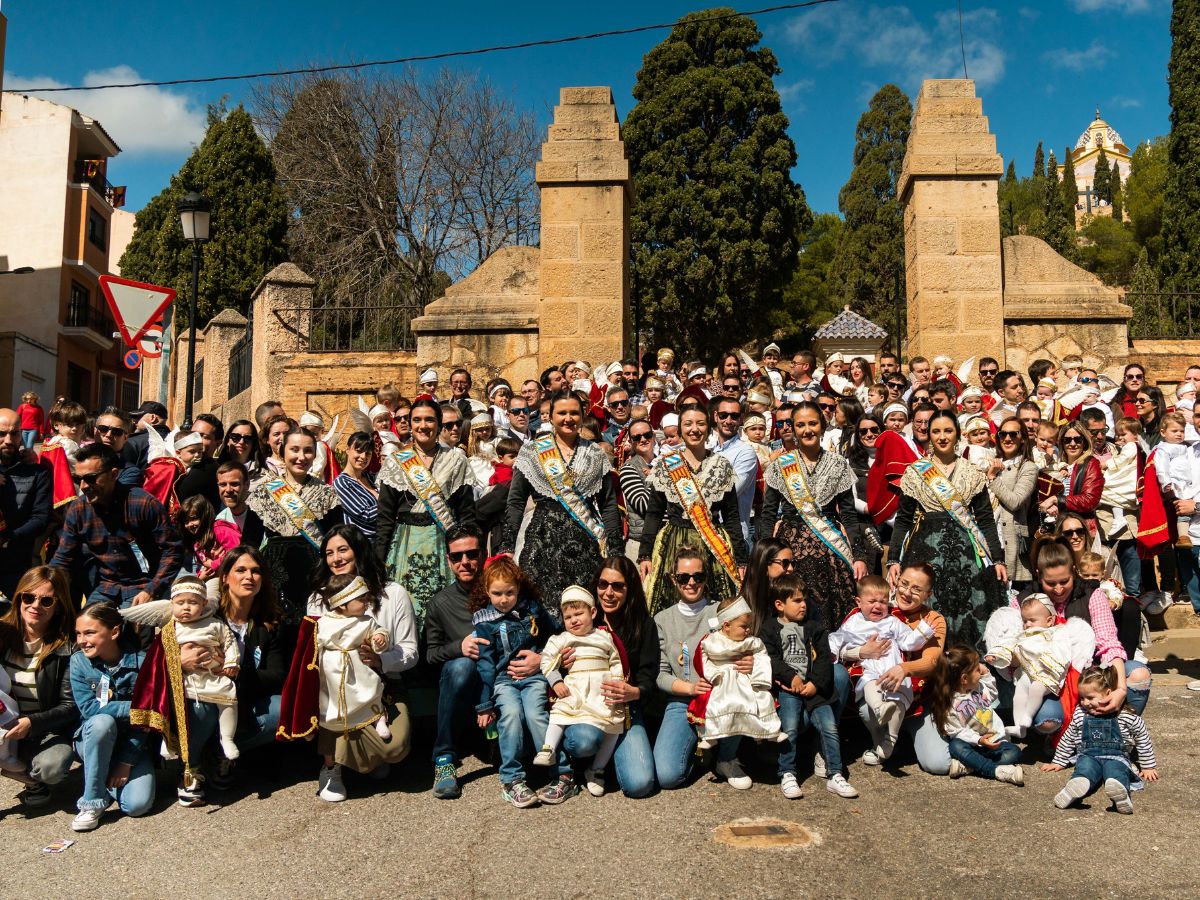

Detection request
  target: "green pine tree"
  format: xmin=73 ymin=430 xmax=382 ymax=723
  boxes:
xmin=1111 ymin=163 xmax=1124 ymax=221
xmin=1129 ymin=245 xmax=1164 ymax=337
xmin=1047 ymin=149 xmax=1059 ymax=183
xmin=625 ymin=7 xmax=809 ymax=358
xmin=1060 ymin=147 xmax=1079 ymax=221
xmin=1126 ymin=137 xmax=1168 ymax=260
xmin=1161 ymin=0 xmax=1200 ymax=287
xmin=1093 ymin=147 xmax=1112 ymax=204
xmin=828 ymin=83 xmax=913 ymax=325
xmin=1037 ymin=173 xmax=1076 ymax=259
xmin=119 ymin=105 xmax=289 ymax=325
xmin=1032 ymin=141 xmax=1045 ymax=179
xmin=777 ymin=212 xmax=845 ymax=336
xmin=1005 ymin=160 xmax=1017 ymax=185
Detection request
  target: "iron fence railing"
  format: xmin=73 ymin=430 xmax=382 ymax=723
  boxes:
xmin=228 ymin=315 xmax=253 ymax=397
xmin=1127 ymin=289 xmax=1200 ymax=340
xmin=282 ymin=298 xmax=423 ymax=353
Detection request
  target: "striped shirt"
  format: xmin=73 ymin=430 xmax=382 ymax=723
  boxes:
xmin=1052 ymin=708 xmax=1157 ymax=770
xmin=333 ymin=473 xmax=378 ymax=540
xmin=4 ymin=640 xmax=42 ymax=714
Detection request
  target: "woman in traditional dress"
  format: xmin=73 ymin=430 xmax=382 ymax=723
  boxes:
xmin=501 ymin=392 xmax=620 ymax=621
xmin=637 ymin=407 xmax=746 ymax=615
xmin=246 ymin=427 xmax=342 ymax=625
xmin=887 ymin=409 xmax=1006 ymax=649
xmin=759 ymin=401 xmax=867 ymax=627
xmin=375 ymin=398 xmax=475 ymax=628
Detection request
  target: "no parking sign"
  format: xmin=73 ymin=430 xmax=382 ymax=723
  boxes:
xmin=124 ymin=348 xmax=142 ymax=370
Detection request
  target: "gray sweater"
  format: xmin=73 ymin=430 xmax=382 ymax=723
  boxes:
xmin=654 ymin=600 xmax=714 ymax=695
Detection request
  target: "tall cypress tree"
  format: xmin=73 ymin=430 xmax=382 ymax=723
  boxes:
xmin=1094 ymin=148 xmax=1112 ymax=204
xmin=1032 ymin=142 xmax=1045 ymax=179
xmin=1111 ymin=163 xmax=1124 ymax=221
xmin=1046 ymin=149 xmax=1059 ymax=185
xmin=1060 ymin=146 xmax=1079 ymax=220
xmin=1005 ymin=160 xmax=1017 ymax=185
xmin=1162 ymin=0 xmax=1200 ymax=285
xmin=625 ymin=7 xmax=809 ymax=357
xmin=1038 ymin=174 xmax=1076 ymax=259
xmin=828 ymin=83 xmax=913 ymax=325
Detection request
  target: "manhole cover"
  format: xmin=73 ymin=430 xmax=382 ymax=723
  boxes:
xmin=713 ymin=818 xmax=818 ymax=850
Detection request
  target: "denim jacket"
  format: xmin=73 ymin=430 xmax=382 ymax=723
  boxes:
xmin=473 ymin=596 xmax=558 ymax=714
xmin=69 ymin=645 xmax=152 ymax=765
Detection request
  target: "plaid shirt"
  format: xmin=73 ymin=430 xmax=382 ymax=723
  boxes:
xmin=49 ymin=485 xmax=183 ymax=597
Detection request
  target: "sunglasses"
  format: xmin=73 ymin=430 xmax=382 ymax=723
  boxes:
xmin=1062 ymin=435 xmax=1086 ymax=445
xmin=979 ymin=368 xmax=998 ymax=376
xmin=999 ymin=430 xmax=1022 ymax=439
xmin=448 ymin=549 xmax=481 ymax=562
xmin=1061 ymin=528 xmax=1086 ymax=539
xmin=768 ymin=557 xmax=795 ymax=571
xmin=94 ymin=424 xmax=125 ymax=437
xmin=630 ymin=431 xmax=654 ymax=442
xmin=441 ymin=421 xmax=459 ymax=430
xmin=723 ymin=383 xmax=742 ymax=391
xmin=673 ymin=572 xmax=707 ymax=585
xmin=18 ymin=593 xmax=55 ymax=609
xmin=715 ymin=411 xmax=742 ymax=421
xmin=72 ymin=472 xmax=104 ymax=486
xmin=508 ymin=406 xmax=529 ymax=414
xmin=740 ymin=369 xmax=752 ymax=377
xmin=607 ymin=400 xmax=629 ymax=409
xmin=818 ymin=403 xmax=836 ymax=411
xmin=1136 ymin=397 xmax=1153 ymax=405
xmin=1125 ymin=373 xmax=1144 ymax=381
xmin=596 ymin=578 xmax=626 ymax=591
xmin=228 ymin=432 xmax=255 ymax=443
xmin=394 ymin=414 xmax=411 ymax=424
xmin=858 ymin=426 xmax=880 ymax=436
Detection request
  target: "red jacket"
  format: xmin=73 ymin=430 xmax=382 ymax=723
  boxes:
xmin=17 ymin=403 xmax=46 ymax=434
xmin=1062 ymin=456 xmax=1104 ymax=530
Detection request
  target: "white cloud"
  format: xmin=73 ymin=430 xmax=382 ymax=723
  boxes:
xmin=1111 ymin=96 xmax=1143 ymax=109
xmin=783 ymin=5 xmax=1007 ymax=90
xmin=1043 ymin=40 xmax=1105 ymax=73
xmin=777 ymin=77 xmax=816 ymax=110
xmin=4 ymin=65 xmax=206 ymax=155
xmin=1070 ymin=0 xmax=1161 ymax=12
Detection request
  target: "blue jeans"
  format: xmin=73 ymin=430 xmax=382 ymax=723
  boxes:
xmin=1073 ymin=754 xmax=1131 ymax=794
xmin=74 ymin=714 xmax=156 ymax=815
xmin=86 ymin=584 xmax=147 ymax=609
xmin=1032 ymin=660 xmax=1151 ymax=730
xmin=831 ymin=663 xmax=852 ymax=718
xmin=652 ymin=699 xmax=740 ymax=790
xmin=21 ymin=429 xmax=38 ymax=449
xmin=1109 ymin=539 xmax=1141 ymax=597
xmin=563 ymin=704 xmax=656 ymax=798
xmin=432 ymin=657 xmax=481 ymax=763
xmin=492 ymin=673 xmax=567 ymax=784
xmin=947 ymin=738 xmax=1020 ymax=779
xmin=1180 ymin=547 xmax=1200 ymax=614
xmin=186 ymin=694 xmax=282 ymax=761
xmin=777 ymin=691 xmax=843 ymax=777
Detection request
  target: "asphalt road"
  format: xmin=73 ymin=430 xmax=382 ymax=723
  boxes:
xmin=4 ymin=684 xmax=1199 ymax=899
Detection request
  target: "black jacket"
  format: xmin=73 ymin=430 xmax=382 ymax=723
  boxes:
xmin=424 ymin=580 xmax=473 ymax=666
xmin=0 ymin=456 xmax=52 ymax=596
xmin=176 ymin=458 xmax=222 ymax=510
xmin=234 ymin=620 xmax=288 ymax=728
xmin=5 ymin=643 xmax=79 ymax=739
xmin=122 ymin=424 xmax=171 ymax=469
xmin=758 ymin=616 xmax=835 ymax=711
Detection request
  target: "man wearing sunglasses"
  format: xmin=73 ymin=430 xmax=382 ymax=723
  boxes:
xmin=504 ymin=398 xmax=534 ymax=444
xmin=0 ymin=407 xmax=52 ymax=602
xmin=708 ymin=397 xmax=756 ymax=543
xmin=93 ymin=408 xmax=143 ymax=487
xmin=49 ymin=443 xmax=183 ymax=608
xmin=601 ymin=389 xmax=633 ymax=445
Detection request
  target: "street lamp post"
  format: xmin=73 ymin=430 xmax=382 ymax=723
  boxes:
xmin=176 ymin=191 xmax=210 ymax=429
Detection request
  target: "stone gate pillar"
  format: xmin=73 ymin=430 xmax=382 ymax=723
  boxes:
xmin=898 ymin=80 xmax=1005 ymax=367
xmin=534 ymin=87 xmax=631 ymax=368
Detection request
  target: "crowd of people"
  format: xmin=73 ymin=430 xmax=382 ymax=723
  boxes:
xmin=0 ymin=344 xmax=1180 ymax=830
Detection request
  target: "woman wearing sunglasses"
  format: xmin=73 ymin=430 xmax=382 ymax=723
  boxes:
xmin=760 ymin=401 xmax=868 ymax=627
xmin=988 ymin=416 xmax=1040 ymax=589
xmin=846 ymin=412 xmax=886 ymax=574
xmin=0 ymin=566 xmax=78 ymax=808
xmin=1109 ymin=364 xmax=1147 ymax=420
xmin=1041 ymin=421 xmax=1103 ymax=541
xmin=218 ymin=419 xmax=264 ymax=477
xmin=618 ymin=421 xmax=658 ymax=561
xmin=1136 ymin=386 xmax=1166 ymax=448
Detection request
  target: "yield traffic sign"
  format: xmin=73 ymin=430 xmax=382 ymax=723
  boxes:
xmin=99 ymin=275 xmax=176 ymax=346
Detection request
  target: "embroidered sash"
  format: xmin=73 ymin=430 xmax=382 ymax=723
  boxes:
xmin=533 ymin=434 xmax=607 ymax=554
xmin=265 ymin=477 xmax=324 ymax=548
xmin=661 ymin=452 xmax=739 ymax=581
xmin=394 ymin=447 xmax=457 ymax=532
xmin=777 ymin=451 xmax=855 ymax=569
xmin=911 ymin=458 xmax=993 ymax=567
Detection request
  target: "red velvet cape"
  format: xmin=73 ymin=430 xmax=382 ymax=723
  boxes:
xmin=867 ymin=430 xmax=919 ymax=525
xmin=277 ymin=616 xmax=321 ymax=740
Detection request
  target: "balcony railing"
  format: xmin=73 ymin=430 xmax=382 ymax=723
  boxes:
xmin=73 ymin=160 xmax=126 ymax=208
xmin=65 ymin=294 xmax=115 ymax=336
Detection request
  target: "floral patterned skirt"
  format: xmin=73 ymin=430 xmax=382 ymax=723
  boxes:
xmin=778 ymin=517 xmax=858 ymax=628
xmin=898 ymin=510 xmax=1006 ymax=650
xmin=518 ymin=502 xmax=603 ymax=623
xmin=263 ymin=535 xmax=320 ymax=626
xmin=385 ymin=522 xmax=451 ymax=630
xmin=645 ymin=523 xmax=739 ymax=617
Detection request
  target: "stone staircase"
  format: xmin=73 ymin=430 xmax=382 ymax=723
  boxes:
xmin=1145 ymin=605 xmax=1200 ymax=685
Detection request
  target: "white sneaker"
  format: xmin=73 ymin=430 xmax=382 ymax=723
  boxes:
xmin=826 ymin=774 xmax=858 ymax=798
xmin=1187 ymin=680 xmax=1200 ymax=692
xmin=70 ymin=806 xmax=107 ymax=832
xmin=317 ymin=764 xmax=346 ymax=802
xmin=995 ymin=765 xmax=1024 ymax=786
xmin=780 ymin=772 xmax=803 ymax=799
xmin=584 ymin=767 xmax=606 ymax=797
xmin=714 ymin=759 xmax=752 ymax=790
xmin=861 ymin=750 xmax=881 ymax=766
xmin=1105 ymin=777 xmax=1134 ymax=814
xmin=532 ymin=747 xmax=555 ymax=767
xmin=1054 ymin=776 xmax=1091 ymax=809
xmin=948 ymin=759 xmax=972 ymax=779
xmin=813 ymin=754 xmax=827 ymax=779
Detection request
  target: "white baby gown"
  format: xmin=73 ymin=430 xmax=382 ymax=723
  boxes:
xmin=176 ymin=615 xmax=239 ymax=706
xmin=316 ymin=613 xmax=388 ymax=732
xmin=696 ymin=632 xmax=783 ymax=743
xmin=540 ymin=629 xmax=626 ymax=734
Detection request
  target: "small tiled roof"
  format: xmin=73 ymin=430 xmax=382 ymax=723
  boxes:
xmin=813 ymin=306 xmax=888 ymax=340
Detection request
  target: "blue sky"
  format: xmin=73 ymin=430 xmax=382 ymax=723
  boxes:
xmin=1 ymin=0 xmax=1173 ymax=214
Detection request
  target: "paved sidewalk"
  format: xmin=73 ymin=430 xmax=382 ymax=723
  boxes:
xmin=4 ymin=685 xmax=1198 ymax=899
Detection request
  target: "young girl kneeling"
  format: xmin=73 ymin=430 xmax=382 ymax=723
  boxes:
xmin=472 ymin=557 xmax=571 ymax=807
xmin=929 ymin=645 xmax=1024 ymax=785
